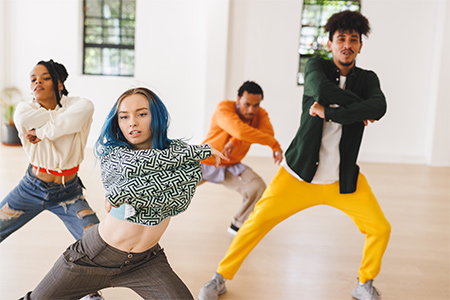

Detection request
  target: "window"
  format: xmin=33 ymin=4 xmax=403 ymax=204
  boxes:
xmin=297 ymin=0 xmax=360 ymax=85
xmin=83 ymin=0 xmax=136 ymax=76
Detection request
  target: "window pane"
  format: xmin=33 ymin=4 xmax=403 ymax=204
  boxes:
xmin=85 ymin=0 xmax=102 ymax=17
xmin=121 ymin=27 xmax=135 ymax=37
xmin=122 ymin=20 xmax=135 ymax=34
xmin=104 ymin=0 xmax=121 ymax=18
xmin=120 ymin=49 xmax=135 ymax=76
xmin=103 ymin=18 xmax=117 ymax=27
xmin=84 ymin=47 xmax=102 ymax=74
xmin=102 ymin=19 xmax=120 ymax=44
xmin=103 ymin=48 xmax=120 ymax=75
xmin=85 ymin=17 xmax=102 ymax=27
xmin=301 ymin=4 xmax=321 ymax=26
xmin=85 ymin=33 xmax=103 ymax=44
xmin=121 ymin=37 xmax=135 ymax=45
xmin=122 ymin=0 xmax=136 ymax=20
xmin=104 ymin=35 xmax=120 ymax=44
xmin=85 ymin=26 xmax=103 ymax=39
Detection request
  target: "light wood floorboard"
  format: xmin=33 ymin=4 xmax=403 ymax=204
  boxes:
xmin=0 ymin=144 xmax=449 ymax=300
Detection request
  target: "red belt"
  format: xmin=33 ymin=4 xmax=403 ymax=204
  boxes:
xmin=32 ymin=165 xmax=79 ymax=176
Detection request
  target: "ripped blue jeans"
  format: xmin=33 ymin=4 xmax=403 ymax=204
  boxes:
xmin=0 ymin=165 xmax=100 ymax=242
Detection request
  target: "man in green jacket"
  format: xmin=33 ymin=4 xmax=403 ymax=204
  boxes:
xmin=199 ymin=10 xmax=390 ymax=300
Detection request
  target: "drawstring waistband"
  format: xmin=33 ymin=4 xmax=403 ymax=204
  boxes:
xmin=32 ymin=165 xmax=80 ymax=185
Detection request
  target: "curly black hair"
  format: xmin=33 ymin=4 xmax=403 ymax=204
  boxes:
xmin=324 ymin=10 xmax=371 ymax=41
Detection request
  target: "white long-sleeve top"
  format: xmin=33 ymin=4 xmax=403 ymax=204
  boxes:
xmin=13 ymin=96 xmax=94 ymax=172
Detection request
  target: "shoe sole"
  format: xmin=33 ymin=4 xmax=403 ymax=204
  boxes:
xmin=219 ymin=286 xmax=227 ymax=295
xmin=227 ymin=227 xmax=237 ymax=236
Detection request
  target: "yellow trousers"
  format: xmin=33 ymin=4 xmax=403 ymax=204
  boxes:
xmin=217 ymin=167 xmax=391 ymax=283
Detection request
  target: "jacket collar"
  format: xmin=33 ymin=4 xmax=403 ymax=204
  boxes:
xmin=330 ymin=60 xmax=358 ymax=77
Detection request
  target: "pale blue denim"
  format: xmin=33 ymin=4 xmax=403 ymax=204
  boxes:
xmin=0 ymin=165 xmax=100 ymax=242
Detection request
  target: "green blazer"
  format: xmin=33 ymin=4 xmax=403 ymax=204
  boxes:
xmin=285 ymin=56 xmax=386 ymax=193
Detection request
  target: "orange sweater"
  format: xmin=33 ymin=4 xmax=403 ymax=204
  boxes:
xmin=202 ymin=100 xmax=280 ymax=166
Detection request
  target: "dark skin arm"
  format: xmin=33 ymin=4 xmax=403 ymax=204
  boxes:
xmin=25 ymin=129 xmax=41 ymax=144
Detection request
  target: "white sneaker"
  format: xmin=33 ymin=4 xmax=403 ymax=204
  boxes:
xmin=352 ymin=279 xmax=382 ymax=300
xmin=198 ymin=273 xmax=227 ymax=300
xmin=227 ymin=224 xmax=239 ymax=236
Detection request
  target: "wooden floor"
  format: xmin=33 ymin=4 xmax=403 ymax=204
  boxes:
xmin=0 ymin=144 xmax=449 ymax=300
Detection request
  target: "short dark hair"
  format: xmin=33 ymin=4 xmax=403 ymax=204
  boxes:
xmin=325 ymin=10 xmax=371 ymax=42
xmin=36 ymin=59 xmax=69 ymax=107
xmin=237 ymin=81 xmax=264 ymax=100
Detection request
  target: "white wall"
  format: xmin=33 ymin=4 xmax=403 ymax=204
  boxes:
xmin=1 ymin=0 xmax=449 ymax=166
xmin=356 ymin=0 xmax=449 ymax=165
xmin=427 ymin=0 xmax=450 ymax=166
xmin=134 ymin=0 xmax=229 ymax=144
xmin=225 ymin=0 xmax=303 ymax=158
xmin=0 ymin=0 xmax=6 ymax=92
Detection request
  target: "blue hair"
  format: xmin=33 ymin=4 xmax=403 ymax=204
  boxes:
xmin=95 ymin=87 xmax=172 ymax=157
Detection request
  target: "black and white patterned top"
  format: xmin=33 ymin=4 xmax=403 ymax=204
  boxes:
xmin=100 ymin=139 xmax=212 ymax=226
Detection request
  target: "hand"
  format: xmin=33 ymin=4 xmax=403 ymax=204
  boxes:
xmin=26 ymin=129 xmax=41 ymax=144
xmin=309 ymin=102 xmax=325 ymax=119
xmin=273 ymin=149 xmax=283 ymax=165
xmin=105 ymin=198 xmax=112 ymax=213
xmin=222 ymin=140 xmax=234 ymax=159
xmin=210 ymin=145 xmax=228 ymax=168
xmin=364 ymin=120 xmax=375 ymax=126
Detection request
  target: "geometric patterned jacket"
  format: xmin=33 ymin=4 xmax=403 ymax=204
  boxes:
xmin=99 ymin=139 xmax=212 ymax=226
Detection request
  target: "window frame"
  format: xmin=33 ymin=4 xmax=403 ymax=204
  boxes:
xmin=82 ymin=0 xmax=136 ymax=77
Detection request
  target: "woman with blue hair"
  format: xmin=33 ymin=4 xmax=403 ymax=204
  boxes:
xmin=21 ymin=87 xmax=225 ymax=300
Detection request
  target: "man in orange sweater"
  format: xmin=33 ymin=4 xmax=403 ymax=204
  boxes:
xmin=201 ymin=81 xmax=283 ymax=235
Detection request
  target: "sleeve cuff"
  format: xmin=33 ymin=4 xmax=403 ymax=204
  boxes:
xmin=324 ymin=107 xmax=334 ymax=122
xmin=35 ymin=127 xmax=44 ymax=140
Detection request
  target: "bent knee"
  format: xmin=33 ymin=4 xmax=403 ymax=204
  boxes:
xmin=380 ymin=219 xmax=392 ymax=236
xmin=245 ymin=175 xmax=266 ymax=193
xmin=369 ymin=219 xmax=391 ymax=238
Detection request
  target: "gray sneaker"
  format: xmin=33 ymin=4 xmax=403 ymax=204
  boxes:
xmin=198 ymin=272 xmax=227 ymax=300
xmin=352 ymin=279 xmax=382 ymax=300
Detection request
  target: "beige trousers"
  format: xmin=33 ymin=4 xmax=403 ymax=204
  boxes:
xmin=201 ymin=167 xmax=266 ymax=228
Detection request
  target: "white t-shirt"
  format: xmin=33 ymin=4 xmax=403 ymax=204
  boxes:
xmin=283 ymin=75 xmax=346 ymax=184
